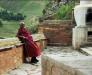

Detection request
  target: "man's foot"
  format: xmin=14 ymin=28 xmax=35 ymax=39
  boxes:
xmin=30 ymin=57 xmax=39 ymax=63
xmin=35 ymin=58 xmax=39 ymax=62
xmin=31 ymin=59 xmax=39 ymax=63
xmin=30 ymin=59 xmax=39 ymax=65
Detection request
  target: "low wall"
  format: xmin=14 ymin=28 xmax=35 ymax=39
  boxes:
xmin=0 ymin=44 xmax=23 ymax=75
xmin=0 ymin=33 xmax=47 ymax=74
xmin=42 ymin=54 xmax=92 ymax=75
xmin=38 ymin=20 xmax=73 ymax=46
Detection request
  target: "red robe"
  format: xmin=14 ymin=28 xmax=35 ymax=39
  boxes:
xmin=17 ymin=26 xmax=40 ymax=57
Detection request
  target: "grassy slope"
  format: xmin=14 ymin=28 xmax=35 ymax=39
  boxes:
xmin=0 ymin=0 xmax=48 ymax=37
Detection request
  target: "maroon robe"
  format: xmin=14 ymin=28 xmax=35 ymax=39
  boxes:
xmin=16 ymin=26 xmax=40 ymax=57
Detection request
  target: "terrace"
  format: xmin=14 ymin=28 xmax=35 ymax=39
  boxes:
xmin=0 ymin=0 xmax=92 ymax=75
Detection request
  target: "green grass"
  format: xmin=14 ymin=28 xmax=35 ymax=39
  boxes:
xmin=0 ymin=0 xmax=48 ymax=37
xmin=0 ymin=21 xmax=19 ymax=38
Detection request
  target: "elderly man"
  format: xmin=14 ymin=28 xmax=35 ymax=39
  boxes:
xmin=16 ymin=22 xmax=41 ymax=64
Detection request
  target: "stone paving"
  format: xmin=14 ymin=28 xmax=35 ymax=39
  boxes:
xmin=3 ymin=58 xmax=41 ymax=75
xmin=42 ymin=55 xmax=92 ymax=75
xmin=43 ymin=46 xmax=85 ymax=57
xmin=42 ymin=47 xmax=92 ymax=75
xmin=3 ymin=46 xmax=86 ymax=75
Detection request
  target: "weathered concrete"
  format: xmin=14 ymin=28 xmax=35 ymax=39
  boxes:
xmin=42 ymin=54 xmax=92 ymax=75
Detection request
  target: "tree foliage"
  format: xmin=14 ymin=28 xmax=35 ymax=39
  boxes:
xmin=0 ymin=9 xmax=26 ymax=21
xmin=0 ymin=20 xmax=3 ymax=27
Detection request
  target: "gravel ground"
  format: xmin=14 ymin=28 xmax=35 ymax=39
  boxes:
xmin=4 ymin=46 xmax=85 ymax=75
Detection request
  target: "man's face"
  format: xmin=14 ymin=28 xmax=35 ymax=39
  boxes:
xmin=20 ymin=24 xmax=25 ymax=27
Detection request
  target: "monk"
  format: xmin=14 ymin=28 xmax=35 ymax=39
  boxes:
xmin=16 ymin=22 xmax=40 ymax=64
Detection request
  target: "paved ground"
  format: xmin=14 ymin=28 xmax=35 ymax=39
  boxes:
xmin=3 ymin=57 xmax=41 ymax=75
xmin=43 ymin=46 xmax=85 ymax=57
xmin=4 ymin=46 xmax=86 ymax=75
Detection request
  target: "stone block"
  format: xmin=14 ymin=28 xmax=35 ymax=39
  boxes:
xmin=42 ymin=54 xmax=92 ymax=75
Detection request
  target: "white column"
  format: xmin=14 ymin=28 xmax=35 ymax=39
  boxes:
xmin=73 ymin=4 xmax=88 ymax=49
xmin=72 ymin=26 xmax=87 ymax=49
xmin=74 ymin=5 xmax=87 ymax=27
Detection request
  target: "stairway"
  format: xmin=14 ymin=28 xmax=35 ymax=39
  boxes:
xmin=80 ymin=36 xmax=92 ymax=55
xmin=86 ymin=36 xmax=92 ymax=46
xmin=81 ymin=47 xmax=92 ymax=55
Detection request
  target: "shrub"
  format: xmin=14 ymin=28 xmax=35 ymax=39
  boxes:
xmin=27 ymin=16 xmax=39 ymax=34
xmin=0 ymin=9 xmax=26 ymax=21
xmin=55 ymin=1 xmax=75 ymax=20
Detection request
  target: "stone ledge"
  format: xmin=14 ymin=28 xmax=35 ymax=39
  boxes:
xmin=0 ymin=43 xmax=22 ymax=52
xmin=40 ymin=20 xmax=72 ymax=25
xmin=42 ymin=54 xmax=92 ymax=75
xmin=81 ymin=47 xmax=92 ymax=55
xmin=0 ymin=33 xmax=47 ymax=51
xmin=32 ymin=33 xmax=47 ymax=42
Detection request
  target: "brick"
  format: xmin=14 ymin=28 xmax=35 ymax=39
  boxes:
xmin=38 ymin=20 xmax=73 ymax=46
xmin=0 ymin=46 xmax=23 ymax=74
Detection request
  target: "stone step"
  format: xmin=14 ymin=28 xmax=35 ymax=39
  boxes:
xmin=81 ymin=47 xmax=92 ymax=55
xmin=88 ymin=36 xmax=92 ymax=39
xmin=84 ymin=42 xmax=92 ymax=46
xmin=88 ymin=36 xmax=92 ymax=42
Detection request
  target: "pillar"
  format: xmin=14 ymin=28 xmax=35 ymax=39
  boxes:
xmin=72 ymin=26 xmax=87 ymax=49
